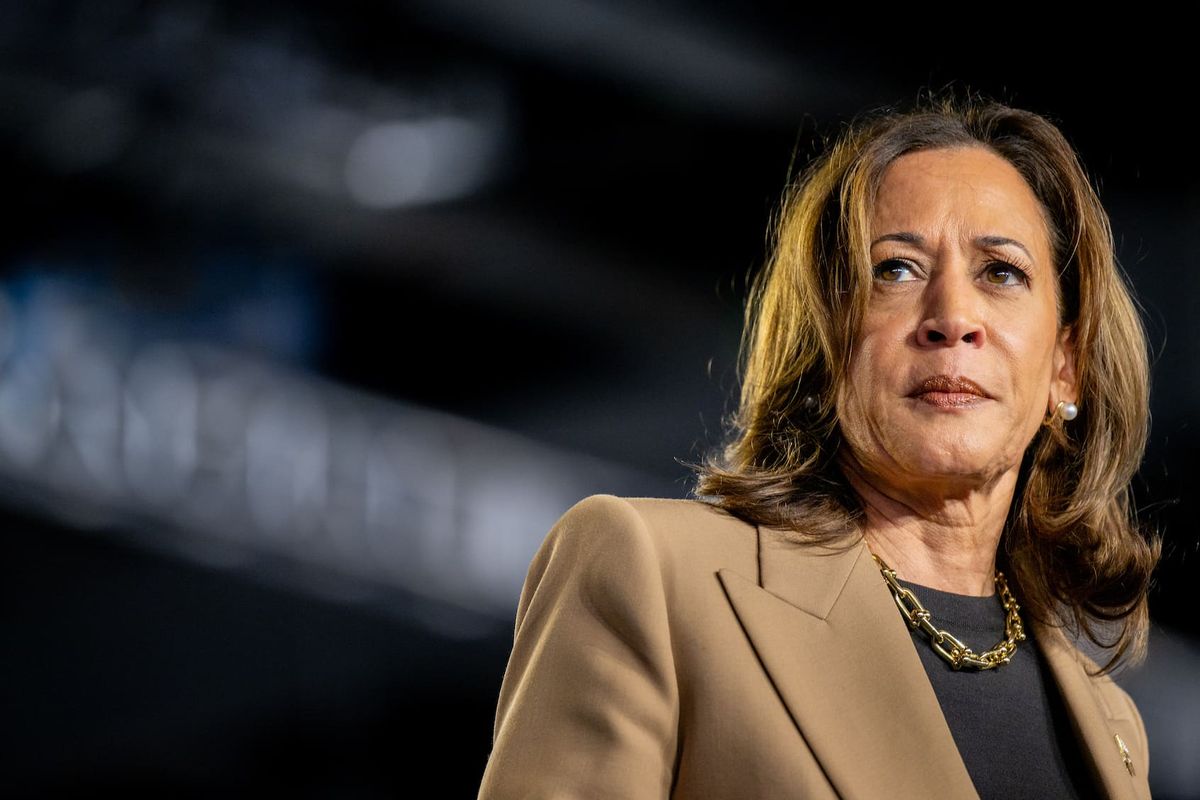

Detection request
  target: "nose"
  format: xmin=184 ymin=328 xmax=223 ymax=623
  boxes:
xmin=916 ymin=271 xmax=986 ymax=348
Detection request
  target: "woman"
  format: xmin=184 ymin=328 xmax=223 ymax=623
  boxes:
xmin=477 ymin=94 xmax=1161 ymax=799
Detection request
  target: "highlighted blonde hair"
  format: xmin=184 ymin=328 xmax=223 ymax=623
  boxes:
xmin=690 ymin=89 xmax=1161 ymax=676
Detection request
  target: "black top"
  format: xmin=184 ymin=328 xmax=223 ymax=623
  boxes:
xmin=894 ymin=576 xmax=1096 ymax=800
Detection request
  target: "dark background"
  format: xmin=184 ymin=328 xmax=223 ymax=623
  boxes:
xmin=2 ymin=4 xmax=1197 ymax=797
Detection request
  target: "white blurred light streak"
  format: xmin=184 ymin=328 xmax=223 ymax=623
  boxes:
xmin=123 ymin=344 xmax=199 ymax=504
xmin=0 ymin=279 xmax=648 ymax=623
xmin=60 ymin=345 xmax=122 ymax=494
xmin=246 ymin=386 xmax=329 ymax=538
xmin=0 ymin=354 xmax=60 ymax=466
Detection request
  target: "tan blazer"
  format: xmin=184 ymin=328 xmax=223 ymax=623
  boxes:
xmin=478 ymin=494 xmax=1152 ymax=799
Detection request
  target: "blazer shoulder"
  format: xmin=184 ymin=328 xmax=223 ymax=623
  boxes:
xmin=562 ymin=493 xmax=757 ymax=546
xmin=510 ymin=493 xmax=758 ymax=659
xmin=565 ymin=492 xmax=747 ymax=521
xmin=541 ymin=493 xmax=760 ymax=581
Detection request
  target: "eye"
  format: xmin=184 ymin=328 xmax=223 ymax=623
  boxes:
xmin=872 ymin=259 xmax=918 ymax=282
xmin=983 ymin=261 xmax=1030 ymax=286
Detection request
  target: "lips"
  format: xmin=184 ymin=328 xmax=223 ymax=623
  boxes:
xmin=907 ymin=375 xmax=991 ymax=407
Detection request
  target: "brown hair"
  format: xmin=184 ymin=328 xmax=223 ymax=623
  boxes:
xmin=688 ymin=88 xmax=1162 ymax=676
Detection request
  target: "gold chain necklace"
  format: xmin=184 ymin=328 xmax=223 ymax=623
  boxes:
xmin=871 ymin=551 xmax=1026 ymax=670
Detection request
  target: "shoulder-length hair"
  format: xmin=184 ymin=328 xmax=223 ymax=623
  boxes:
xmin=689 ymin=89 xmax=1162 ymax=676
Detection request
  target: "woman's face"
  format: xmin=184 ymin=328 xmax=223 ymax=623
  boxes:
xmin=838 ymin=145 xmax=1076 ymax=497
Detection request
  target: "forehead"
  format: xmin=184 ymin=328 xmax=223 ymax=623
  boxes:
xmin=871 ymin=146 xmax=1051 ymax=260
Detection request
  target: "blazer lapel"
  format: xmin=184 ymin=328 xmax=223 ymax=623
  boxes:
xmin=1033 ymin=618 xmax=1143 ymax=800
xmin=717 ymin=528 xmax=980 ymax=800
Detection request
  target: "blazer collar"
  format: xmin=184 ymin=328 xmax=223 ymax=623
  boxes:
xmin=717 ymin=525 xmax=1142 ymax=800
xmin=1034 ymin=616 xmax=1148 ymax=799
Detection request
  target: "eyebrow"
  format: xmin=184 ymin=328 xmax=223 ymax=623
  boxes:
xmin=870 ymin=232 xmax=1034 ymax=262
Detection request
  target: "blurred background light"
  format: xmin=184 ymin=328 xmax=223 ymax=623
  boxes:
xmin=345 ymin=115 xmax=501 ymax=208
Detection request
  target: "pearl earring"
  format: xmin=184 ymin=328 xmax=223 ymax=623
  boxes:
xmin=1055 ymin=400 xmax=1079 ymax=421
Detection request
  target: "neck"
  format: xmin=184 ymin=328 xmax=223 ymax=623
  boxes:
xmin=840 ymin=455 xmax=1018 ymax=597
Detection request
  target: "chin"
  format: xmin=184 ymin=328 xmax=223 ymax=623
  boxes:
xmin=898 ymin=445 xmax=999 ymax=483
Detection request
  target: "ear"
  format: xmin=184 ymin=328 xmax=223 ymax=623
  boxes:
xmin=1049 ymin=324 xmax=1078 ymax=412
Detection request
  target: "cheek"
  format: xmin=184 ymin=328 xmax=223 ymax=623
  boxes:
xmin=847 ymin=318 xmax=904 ymax=393
xmin=839 ymin=327 xmax=901 ymax=435
xmin=996 ymin=325 xmax=1058 ymax=398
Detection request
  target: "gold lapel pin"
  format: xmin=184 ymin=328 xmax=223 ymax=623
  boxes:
xmin=1114 ymin=733 xmax=1135 ymax=776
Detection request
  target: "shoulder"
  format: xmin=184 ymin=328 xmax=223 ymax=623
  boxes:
xmin=544 ymin=493 xmax=758 ymax=567
xmin=555 ymin=493 xmax=752 ymax=532
xmin=520 ymin=494 xmax=760 ymax=608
